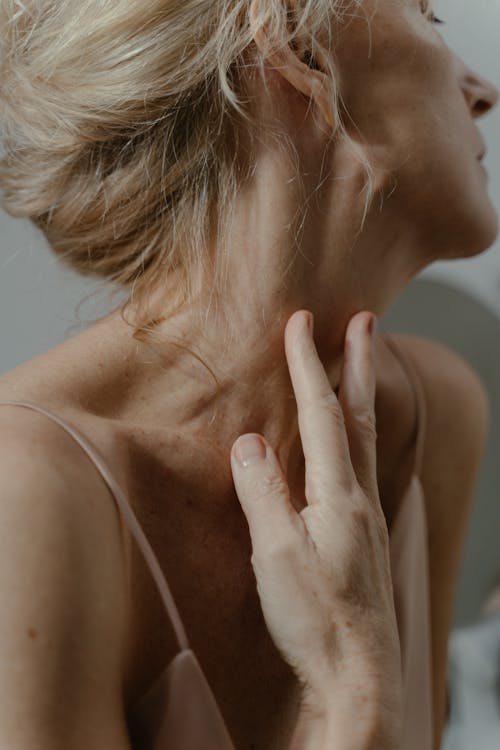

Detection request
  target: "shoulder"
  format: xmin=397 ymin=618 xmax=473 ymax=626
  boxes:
xmin=0 ymin=405 xmax=131 ymax=745
xmin=0 ymin=400 xmax=129 ymax=557
xmin=387 ymin=333 xmax=490 ymax=448
xmin=0 ymin=402 xmax=130 ymax=600
xmin=385 ymin=334 xmax=490 ymax=509
xmin=0 ymin=399 xmax=113 ymax=483
xmin=374 ymin=333 xmax=489 ymax=522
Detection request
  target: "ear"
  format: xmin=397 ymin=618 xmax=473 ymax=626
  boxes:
xmin=249 ymin=0 xmax=337 ymax=131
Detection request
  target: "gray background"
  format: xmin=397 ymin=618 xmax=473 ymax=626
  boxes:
xmin=1 ymin=0 xmax=500 ymax=627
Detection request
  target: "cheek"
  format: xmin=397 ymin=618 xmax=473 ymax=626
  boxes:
xmin=342 ymin=29 xmax=456 ymax=162
xmin=335 ymin=26 xmax=498 ymax=256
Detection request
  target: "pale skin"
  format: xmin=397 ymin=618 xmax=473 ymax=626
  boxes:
xmin=0 ymin=0 xmax=498 ymax=748
xmin=230 ymin=308 xmax=404 ymax=749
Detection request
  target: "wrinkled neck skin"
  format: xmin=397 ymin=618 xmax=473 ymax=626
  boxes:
xmin=98 ymin=115 xmax=426 ymax=501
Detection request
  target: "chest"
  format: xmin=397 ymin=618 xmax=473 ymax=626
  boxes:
xmin=121 ymin=467 xmax=304 ymax=749
xmin=118 ymin=344 xmax=417 ymax=746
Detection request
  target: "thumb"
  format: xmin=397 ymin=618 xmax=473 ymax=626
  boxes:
xmin=230 ymin=434 xmax=304 ymax=559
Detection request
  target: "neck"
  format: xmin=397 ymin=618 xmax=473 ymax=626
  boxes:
xmin=74 ymin=146 xmax=423 ymax=504
xmin=95 ymin=297 xmax=345 ymax=504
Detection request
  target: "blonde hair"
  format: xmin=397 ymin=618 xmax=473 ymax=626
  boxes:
xmin=0 ymin=0 xmax=372 ymax=341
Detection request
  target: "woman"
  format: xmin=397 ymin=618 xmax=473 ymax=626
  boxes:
xmin=0 ymin=0 xmax=497 ymax=747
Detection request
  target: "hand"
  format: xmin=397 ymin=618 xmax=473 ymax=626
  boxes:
xmin=230 ymin=310 xmax=402 ymax=743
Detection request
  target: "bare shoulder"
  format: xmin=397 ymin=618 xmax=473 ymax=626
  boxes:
xmin=373 ymin=332 xmax=489 ymax=525
xmin=0 ymin=402 xmax=130 ymax=633
xmin=388 ymin=333 xmax=490 ymax=448
xmin=0 ymin=406 xmax=131 ymax=747
xmin=386 ymin=336 xmax=490 ymax=749
xmin=0 ymin=401 xmax=129 ymax=588
xmin=386 ymin=334 xmax=490 ymax=516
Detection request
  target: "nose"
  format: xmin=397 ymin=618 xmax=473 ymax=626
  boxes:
xmin=458 ymin=60 xmax=499 ymax=119
xmin=464 ymin=73 xmax=499 ymax=118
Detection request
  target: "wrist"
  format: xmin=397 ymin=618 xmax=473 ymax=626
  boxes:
xmin=322 ymin=707 xmax=402 ymax=750
xmin=301 ymin=677 xmax=402 ymax=750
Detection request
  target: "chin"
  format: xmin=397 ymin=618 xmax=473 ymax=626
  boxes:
xmin=479 ymin=202 xmax=499 ymax=251
xmin=461 ymin=204 xmax=498 ymax=259
xmin=435 ymin=198 xmax=499 ymax=261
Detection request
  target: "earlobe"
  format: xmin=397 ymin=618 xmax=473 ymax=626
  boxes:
xmin=248 ymin=0 xmax=337 ymax=131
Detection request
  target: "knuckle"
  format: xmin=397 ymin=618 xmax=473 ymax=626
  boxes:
xmin=374 ymin=513 xmax=390 ymax=547
xmin=350 ymin=505 xmax=389 ymax=549
xmin=315 ymin=391 xmax=346 ymax=427
xmin=352 ymin=408 xmax=377 ymax=439
xmin=251 ymin=533 xmax=297 ymax=568
xmin=349 ymin=507 xmax=372 ymax=538
xmin=258 ymin=470 xmax=289 ymax=501
xmin=332 ymin=504 xmax=392 ymax=611
xmin=305 ymin=462 xmax=354 ymax=500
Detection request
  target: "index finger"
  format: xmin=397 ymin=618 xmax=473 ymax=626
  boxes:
xmin=284 ymin=310 xmax=356 ymax=499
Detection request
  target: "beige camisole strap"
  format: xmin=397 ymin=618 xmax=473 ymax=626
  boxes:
xmin=381 ymin=333 xmax=428 ymax=477
xmin=0 ymin=399 xmax=237 ymax=749
xmin=0 ymin=400 xmax=189 ymax=652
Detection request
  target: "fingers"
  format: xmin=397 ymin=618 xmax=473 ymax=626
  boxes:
xmin=284 ymin=311 xmax=356 ymax=499
xmin=230 ymin=434 xmax=305 ymax=559
xmin=339 ymin=312 xmax=378 ymax=500
xmin=232 ymin=308 xmax=378 ymax=531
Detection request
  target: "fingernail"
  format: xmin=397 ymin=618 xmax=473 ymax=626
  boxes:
xmin=234 ymin=434 xmax=267 ymax=467
xmin=367 ymin=314 xmax=377 ymax=336
xmin=307 ymin=312 xmax=314 ymax=335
